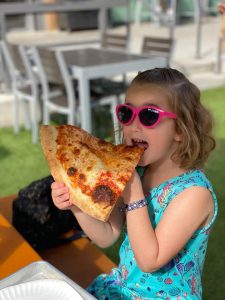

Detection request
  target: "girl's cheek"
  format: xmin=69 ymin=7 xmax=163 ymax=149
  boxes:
xmin=122 ymin=128 xmax=129 ymax=141
xmin=123 ymin=136 xmax=129 ymax=145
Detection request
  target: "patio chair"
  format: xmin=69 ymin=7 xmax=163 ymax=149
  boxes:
xmin=101 ymin=32 xmax=129 ymax=51
xmin=0 ymin=40 xmax=39 ymax=143
xmin=141 ymin=36 xmax=174 ymax=67
xmin=32 ymin=47 xmax=119 ymax=142
xmin=32 ymin=46 xmax=78 ymax=126
xmin=90 ymin=32 xmax=129 ymax=102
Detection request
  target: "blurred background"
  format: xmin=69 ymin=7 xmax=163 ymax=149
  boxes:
xmin=0 ymin=1 xmax=225 ymax=299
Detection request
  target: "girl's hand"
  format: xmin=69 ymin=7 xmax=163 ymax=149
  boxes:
xmin=122 ymin=170 xmax=144 ymax=205
xmin=51 ymin=181 xmax=73 ymax=210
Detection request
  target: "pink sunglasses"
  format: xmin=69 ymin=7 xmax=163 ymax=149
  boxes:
xmin=116 ymin=104 xmax=177 ymax=128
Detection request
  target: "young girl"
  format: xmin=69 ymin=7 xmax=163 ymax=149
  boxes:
xmin=51 ymin=68 xmax=218 ymax=299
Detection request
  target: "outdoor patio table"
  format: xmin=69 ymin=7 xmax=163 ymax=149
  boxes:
xmin=62 ymin=47 xmax=166 ymax=133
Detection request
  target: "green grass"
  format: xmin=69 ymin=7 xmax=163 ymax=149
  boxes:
xmin=0 ymin=87 xmax=225 ymax=298
xmin=0 ymin=127 xmax=49 ymax=197
xmin=198 ymin=88 xmax=225 ymax=299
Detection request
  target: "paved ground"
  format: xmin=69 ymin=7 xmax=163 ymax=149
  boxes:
xmin=1 ymin=15 xmax=225 ymax=127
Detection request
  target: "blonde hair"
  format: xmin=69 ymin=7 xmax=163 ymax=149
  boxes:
xmin=128 ymin=68 xmax=216 ymax=169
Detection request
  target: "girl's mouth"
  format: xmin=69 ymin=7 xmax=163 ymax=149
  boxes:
xmin=131 ymin=138 xmax=149 ymax=150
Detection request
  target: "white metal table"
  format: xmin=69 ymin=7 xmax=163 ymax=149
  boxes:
xmin=62 ymin=47 xmax=166 ymax=133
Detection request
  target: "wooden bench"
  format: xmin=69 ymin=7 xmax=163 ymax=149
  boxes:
xmin=0 ymin=195 xmax=116 ymax=287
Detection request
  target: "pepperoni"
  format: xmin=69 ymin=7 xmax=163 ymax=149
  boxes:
xmin=92 ymin=185 xmax=116 ymax=204
xmin=67 ymin=167 xmax=77 ymax=176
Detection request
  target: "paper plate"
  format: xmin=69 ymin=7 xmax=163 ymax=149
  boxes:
xmin=0 ymin=279 xmax=84 ymax=300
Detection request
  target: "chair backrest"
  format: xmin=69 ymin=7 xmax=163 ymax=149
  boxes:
xmin=101 ymin=33 xmax=128 ymax=51
xmin=18 ymin=45 xmax=35 ymax=82
xmin=0 ymin=40 xmax=18 ymax=84
xmin=0 ymin=40 xmax=33 ymax=91
xmin=141 ymin=36 xmax=174 ymax=67
xmin=32 ymin=46 xmax=78 ymax=125
xmin=8 ymin=43 xmax=27 ymax=77
xmin=34 ymin=47 xmax=64 ymax=85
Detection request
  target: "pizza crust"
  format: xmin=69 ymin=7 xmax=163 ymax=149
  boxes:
xmin=40 ymin=125 xmax=143 ymax=221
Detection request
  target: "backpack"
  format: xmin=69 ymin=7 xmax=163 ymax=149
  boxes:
xmin=12 ymin=175 xmax=83 ymax=250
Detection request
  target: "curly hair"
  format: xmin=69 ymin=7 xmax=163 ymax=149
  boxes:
xmin=128 ymin=68 xmax=216 ymax=169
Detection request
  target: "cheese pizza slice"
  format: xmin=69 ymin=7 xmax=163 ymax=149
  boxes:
xmin=40 ymin=125 xmax=144 ymax=221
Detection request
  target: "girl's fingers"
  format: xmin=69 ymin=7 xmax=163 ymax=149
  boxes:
xmin=51 ymin=181 xmax=64 ymax=188
xmin=58 ymin=199 xmax=73 ymax=210
xmin=51 ymin=181 xmax=72 ymax=210
xmin=54 ymin=193 xmax=70 ymax=204
xmin=52 ymin=186 xmax=69 ymax=198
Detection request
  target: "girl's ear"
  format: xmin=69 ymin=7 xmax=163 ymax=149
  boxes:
xmin=174 ymin=132 xmax=182 ymax=142
xmin=174 ymin=122 xmax=183 ymax=142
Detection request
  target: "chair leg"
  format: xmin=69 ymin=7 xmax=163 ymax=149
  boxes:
xmin=23 ymin=99 xmax=31 ymax=130
xmin=43 ymin=100 xmax=50 ymax=125
xmin=110 ymin=96 xmax=121 ymax=145
xmin=31 ymin=100 xmax=38 ymax=144
xmin=68 ymin=114 xmax=75 ymax=125
xmin=13 ymin=92 xmax=20 ymax=134
xmin=68 ymin=102 xmax=75 ymax=125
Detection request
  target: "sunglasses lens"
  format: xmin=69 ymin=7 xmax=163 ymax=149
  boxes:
xmin=117 ymin=106 xmax=133 ymax=124
xmin=139 ymin=108 xmax=159 ymax=126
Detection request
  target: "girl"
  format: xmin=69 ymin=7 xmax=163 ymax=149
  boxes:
xmin=51 ymin=68 xmax=218 ymax=299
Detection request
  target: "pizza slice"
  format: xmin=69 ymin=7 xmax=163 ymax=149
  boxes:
xmin=40 ymin=125 xmax=144 ymax=221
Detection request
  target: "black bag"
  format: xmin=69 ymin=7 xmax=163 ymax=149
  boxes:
xmin=12 ymin=175 xmax=83 ymax=250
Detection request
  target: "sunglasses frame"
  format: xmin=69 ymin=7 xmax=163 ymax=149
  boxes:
xmin=116 ymin=104 xmax=177 ymax=128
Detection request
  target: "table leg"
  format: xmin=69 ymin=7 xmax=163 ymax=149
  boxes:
xmin=78 ymin=72 xmax=92 ymax=133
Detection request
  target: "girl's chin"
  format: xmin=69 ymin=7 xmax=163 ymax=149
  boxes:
xmin=138 ymin=162 xmax=149 ymax=167
xmin=137 ymin=156 xmax=149 ymax=167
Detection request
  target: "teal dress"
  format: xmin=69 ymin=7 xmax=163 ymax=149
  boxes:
xmin=87 ymin=169 xmax=218 ymax=299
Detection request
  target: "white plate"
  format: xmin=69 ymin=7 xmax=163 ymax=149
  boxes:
xmin=0 ymin=279 xmax=84 ymax=300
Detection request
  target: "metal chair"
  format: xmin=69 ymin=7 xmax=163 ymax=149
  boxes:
xmin=91 ymin=32 xmax=129 ymax=101
xmin=32 ymin=46 xmax=119 ymax=142
xmin=101 ymin=32 xmax=129 ymax=52
xmin=0 ymin=40 xmax=39 ymax=143
xmin=32 ymin=46 xmax=78 ymax=126
xmin=141 ymin=36 xmax=174 ymax=67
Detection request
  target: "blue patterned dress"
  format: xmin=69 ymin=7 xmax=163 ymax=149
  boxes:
xmin=87 ymin=169 xmax=218 ymax=299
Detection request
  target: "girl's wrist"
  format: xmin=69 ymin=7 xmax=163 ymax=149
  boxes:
xmin=123 ymin=192 xmax=145 ymax=205
xmin=70 ymin=205 xmax=81 ymax=214
xmin=119 ymin=198 xmax=148 ymax=213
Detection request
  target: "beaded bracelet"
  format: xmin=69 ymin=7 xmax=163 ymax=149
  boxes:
xmin=119 ymin=198 xmax=148 ymax=213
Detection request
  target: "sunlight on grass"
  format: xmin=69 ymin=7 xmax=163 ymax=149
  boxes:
xmin=200 ymin=88 xmax=225 ymax=299
xmin=202 ymin=87 xmax=225 ymax=139
xmin=0 ymin=127 xmax=49 ymax=197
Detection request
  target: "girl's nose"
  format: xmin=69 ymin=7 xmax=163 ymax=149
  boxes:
xmin=130 ymin=114 xmax=143 ymax=131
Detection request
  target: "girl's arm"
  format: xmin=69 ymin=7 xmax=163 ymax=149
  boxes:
xmin=123 ymin=171 xmax=214 ymax=272
xmin=51 ymin=182 xmax=125 ymax=248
